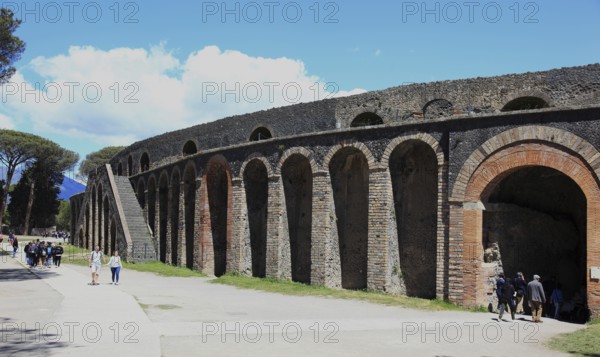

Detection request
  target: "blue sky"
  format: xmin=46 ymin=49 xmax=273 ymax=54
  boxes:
xmin=1 ymin=0 xmax=599 ymax=173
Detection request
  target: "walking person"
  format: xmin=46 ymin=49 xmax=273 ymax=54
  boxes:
xmin=514 ymin=272 xmax=528 ymax=314
xmin=496 ymin=273 xmax=505 ymax=311
xmin=11 ymin=236 xmax=18 ymax=258
xmin=45 ymin=242 xmax=53 ymax=267
xmin=37 ymin=241 xmax=47 ymax=268
xmin=527 ymin=274 xmax=546 ymax=323
xmin=53 ymin=243 xmax=63 ymax=267
xmin=88 ymin=246 xmax=105 ymax=285
xmin=498 ymin=277 xmax=517 ymax=321
xmin=108 ymin=250 xmax=122 ymax=285
xmin=550 ymin=283 xmax=564 ymax=320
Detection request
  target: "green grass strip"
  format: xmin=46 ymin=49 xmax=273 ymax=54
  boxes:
xmin=211 ymin=273 xmax=486 ymax=312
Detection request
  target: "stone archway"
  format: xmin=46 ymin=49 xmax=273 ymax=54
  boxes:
xmin=451 ymin=132 xmax=600 ymax=317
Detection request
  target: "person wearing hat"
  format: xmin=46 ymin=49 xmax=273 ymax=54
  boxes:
xmin=527 ymin=274 xmax=546 ymax=323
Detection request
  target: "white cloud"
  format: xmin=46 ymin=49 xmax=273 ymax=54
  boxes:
xmin=0 ymin=114 xmax=15 ymax=129
xmin=1 ymin=45 xmax=365 ymax=146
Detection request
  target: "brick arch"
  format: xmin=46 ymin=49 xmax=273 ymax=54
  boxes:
xmin=275 ymin=147 xmax=318 ymax=176
xmin=239 ymin=154 xmax=273 ymax=178
xmin=381 ymin=133 xmax=444 ymax=168
xmin=502 ymin=90 xmax=552 ymax=111
xmin=136 ymin=177 xmax=146 ymax=191
xmin=454 ymin=141 xmax=600 ymax=315
xmin=205 ymin=154 xmax=232 ymax=175
xmin=452 ymin=126 xmax=600 ymax=201
xmin=322 ymin=141 xmax=377 ymax=171
xmin=158 ymin=170 xmax=170 ymax=188
xmin=183 ymin=160 xmax=197 ymax=180
xmin=170 ymin=166 xmax=181 ymax=185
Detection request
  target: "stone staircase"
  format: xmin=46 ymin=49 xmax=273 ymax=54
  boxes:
xmin=113 ymin=176 xmax=157 ymax=261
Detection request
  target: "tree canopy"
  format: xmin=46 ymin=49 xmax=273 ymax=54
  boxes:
xmin=0 ymin=129 xmax=78 ymax=229
xmin=0 ymin=8 xmax=25 ymax=84
xmin=78 ymin=146 xmax=125 ymax=178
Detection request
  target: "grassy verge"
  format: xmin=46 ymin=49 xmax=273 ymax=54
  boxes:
xmin=547 ymin=318 xmax=600 ymax=356
xmin=60 ymin=245 xmax=206 ymax=277
xmin=125 ymin=261 xmax=207 ymax=277
xmin=212 ymin=274 xmax=486 ymax=312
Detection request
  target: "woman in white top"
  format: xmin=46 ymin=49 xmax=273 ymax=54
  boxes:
xmin=108 ymin=251 xmax=122 ymax=285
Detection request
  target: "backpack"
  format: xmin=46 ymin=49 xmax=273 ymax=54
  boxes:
xmin=47 ymin=246 xmax=53 ymax=255
xmin=39 ymin=246 xmax=47 ymax=257
xmin=54 ymin=246 xmax=63 ymax=256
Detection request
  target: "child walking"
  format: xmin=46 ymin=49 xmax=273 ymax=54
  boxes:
xmin=108 ymin=251 xmax=122 ymax=285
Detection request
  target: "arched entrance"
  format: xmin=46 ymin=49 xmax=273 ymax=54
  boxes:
xmin=243 ymin=159 xmax=268 ymax=278
xmin=451 ymin=131 xmax=600 ymax=318
xmin=282 ymin=154 xmax=313 ymax=284
xmin=170 ymin=169 xmax=181 ymax=266
xmin=329 ymin=147 xmax=369 ymax=289
xmin=482 ymin=167 xmax=586 ymax=313
xmin=204 ymin=157 xmax=232 ymax=277
xmin=183 ymin=164 xmax=197 ymax=270
xmin=389 ymin=140 xmax=438 ymax=299
xmin=158 ymin=173 xmax=169 ymax=263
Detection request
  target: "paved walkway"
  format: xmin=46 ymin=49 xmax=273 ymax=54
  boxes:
xmin=1 ymin=241 xmax=585 ymax=356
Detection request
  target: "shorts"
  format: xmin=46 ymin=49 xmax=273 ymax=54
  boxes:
xmin=91 ymin=264 xmax=102 ymax=273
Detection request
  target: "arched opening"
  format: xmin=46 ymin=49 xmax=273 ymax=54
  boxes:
xmin=110 ymin=217 xmax=117 ymax=254
xmin=91 ymin=186 xmax=97 ymax=249
xmin=329 ymin=147 xmax=369 ymax=289
xmin=183 ymin=164 xmax=197 ymax=270
xmin=158 ymin=174 xmax=169 ymax=263
xmin=501 ymin=96 xmax=549 ymax=112
xmin=206 ymin=159 xmax=231 ymax=276
xmin=117 ymin=163 xmax=123 ymax=176
xmin=140 ymin=153 xmax=150 ymax=173
xmin=350 ymin=112 xmax=384 ymax=127
xmin=79 ymin=228 xmax=84 ymax=249
xmin=84 ymin=203 xmax=90 ymax=249
xmin=170 ymin=170 xmax=181 ymax=266
xmin=250 ymin=127 xmax=272 ymax=142
xmin=137 ymin=180 xmax=146 ymax=210
xmin=282 ymin=154 xmax=313 ymax=284
xmin=483 ymin=167 xmax=587 ymax=321
xmin=103 ymin=197 xmax=109 ymax=255
xmin=389 ymin=140 xmax=438 ymax=298
xmin=97 ymin=186 xmax=103 ymax=252
xmin=243 ymin=160 xmax=268 ymax=278
xmin=183 ymin=141 xmax=198 ymax=156
xmin=147 ymin=177 xmax=157 ymax=238
xmin=128 ymin=155 xmax=133 ymax=176
xmin=423 ymin=99 xmax=454 ymax=119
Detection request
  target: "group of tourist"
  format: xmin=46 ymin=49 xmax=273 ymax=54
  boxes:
xmin=23 ymin=240 xmax=64 ymax=268
xmin=496 ymin=272 xmax=566 ymax=323
xmin=88 ymin=246 xmax=123 ymax=286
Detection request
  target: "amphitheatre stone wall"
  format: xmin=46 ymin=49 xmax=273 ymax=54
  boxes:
xmin=72 ymin=64 xmax=600 ymax=318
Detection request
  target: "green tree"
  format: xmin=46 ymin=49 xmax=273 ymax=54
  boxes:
xmin=0 ymin=8 xmax=25 ymax=84
xmin=78 ymin=146 xmax=125 ymax=181
xmin=0 ymin=130 xmax=49 ymax=229
xmin=56 ymin=200 xmax=71 ymax=231
xmin=8 ymin=163 xmax=63 ymax=231
xmin=21 ymin=145 xmax=78 ymax=234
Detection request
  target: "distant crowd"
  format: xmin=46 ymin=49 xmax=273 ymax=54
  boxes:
xmin=23 ymin=240 xmax=64 ymax=268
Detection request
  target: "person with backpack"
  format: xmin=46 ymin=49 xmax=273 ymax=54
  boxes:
xmin=54 ymin=243 xmax=64 ymax=267
xmin=107 ymin=250 xmax=122 ymax=285
xmin=498 ymin=277 xmax=517 ymax=321
xmin=46 ymin=243 xmax=54 ymax=267
xmin=88 ymin=246 xmax=106 ymax=285
xmin=37 ymin=241 xmax=47 ymax=268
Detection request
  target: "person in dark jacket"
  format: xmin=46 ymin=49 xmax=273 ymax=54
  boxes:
xmin=499 ymin=277 xmax=516 ymax=321
xmin=527 ymin=274 xmax=546 ymax=323
xmin=496 ymin=273 xmax=505 ymax=311
xmin=514 ymin=272 xmax=527 ymax=314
